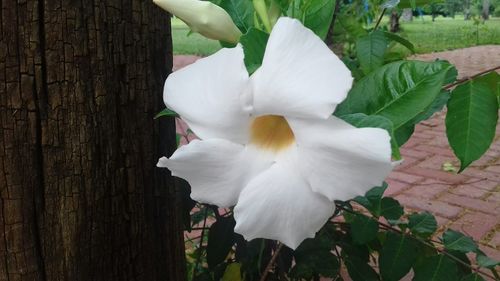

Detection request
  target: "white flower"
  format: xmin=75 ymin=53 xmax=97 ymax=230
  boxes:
xmin=157 ymin=17 xmax=393 ymax=249
xmin=153 ymin=0 xmax=242 ymax=44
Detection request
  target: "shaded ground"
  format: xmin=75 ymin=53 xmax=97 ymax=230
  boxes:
xmin=173 ymin=45 xmax=500 ymax=277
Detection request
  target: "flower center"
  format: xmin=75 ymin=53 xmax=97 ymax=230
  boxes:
xmin=250 ymin=115 xmax=295 ymax=152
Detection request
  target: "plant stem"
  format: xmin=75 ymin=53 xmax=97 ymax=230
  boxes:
xmin=253 ymin=0 xmax=272 ymax=32
xmin=374 ymin=8 xmax=387 ymax=30
xmin=193 ymin=208 xmax=209 ymax=277
xmin=443 ymin=65 xmax=500 ymax=90
xmin=259 ymin=243 xmax=283 ymax=281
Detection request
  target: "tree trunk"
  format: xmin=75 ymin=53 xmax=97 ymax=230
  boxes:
xmin=482 ymin=0 xmax=490 ymax=20
xmin=464 ymin=0 xmax=471 ymax=20
xmin=0 ymin=1 xmax=186 ymax=281
xmin=390 ymin=10 xmax=400 ymax=32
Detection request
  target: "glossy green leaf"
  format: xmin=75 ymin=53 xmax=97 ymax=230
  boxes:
xmin=408 ymin=212 xmax=437 ymax=237
xmin=239 ymin=28 xmax=269 ymax=74
xmin=379 ymin=232 xmax=419 ymax=281
xmin=341 ymin=113 xmax=401 ymax=159
xmin=222 ymin=263 xmax=242 ymax=281
xmin=353 ymin=184 xmax=388 ymax=217
xmin=356 ymin=30 xmax=388 ymax=74
xmin=335 ymin=60 xmax=454 ymax=130
xmin=345 ymin=255 xmax=380 ymax=281
xmin=207 ymin=217 xmax=236 ymax=269
xmin=351 ymin=214 xmax=378 ymax=244
xmin=476 ymin=252 xmax=500 ymax=268
xmin=288 ymin=0 xmax=336 ymax=39
xmin=413 ymin=254 xmax=458 ymax=281
xmin=380 ymin=197 xmax=404 ymax=220
xmin=442 ymin=230 xmax=478 ymax=253
xmin=219 ymin=0 xmax=254 ymax=33
xmin=446 ymin=72 xmax=499 ymax=171
xmin=154 ymin=108 xmax=177 ymax=119
xmin=461 ymin=273 xmax=486 ymax=281
xmin=381 ymin=0 xmax=400 ymax=8
xmin=292 ymin=234 xmax=340 ymax=278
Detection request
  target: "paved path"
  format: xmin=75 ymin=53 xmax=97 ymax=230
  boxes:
xmin=173 ymin=45 xmax=500 ymax=264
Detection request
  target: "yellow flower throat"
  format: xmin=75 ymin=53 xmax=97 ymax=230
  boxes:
xmin=250 ymin=115 xmax=295 ymax=152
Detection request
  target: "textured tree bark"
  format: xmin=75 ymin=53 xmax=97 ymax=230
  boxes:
xmin=0 ymin=1 xmax=186 ymax=280
xmin=482 ymin=0 xmax=490 ymax=20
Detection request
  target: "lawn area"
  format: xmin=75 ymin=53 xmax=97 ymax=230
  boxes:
xmin=172 ymin=16 xmax=500 ymax=56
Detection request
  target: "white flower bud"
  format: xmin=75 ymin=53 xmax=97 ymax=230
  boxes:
xmin=153 ymin=0 xmax=242 ymax=44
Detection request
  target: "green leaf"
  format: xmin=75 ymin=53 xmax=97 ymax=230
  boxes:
xmin=288 ymin=0 xmax=336 ymax=39
xmin=446 ymin=72 xmax=500 ymax=171
xmin=222 ymin=263 xmax=242 ymax=281
xmin=335 ymin=60 xmax=454 ymax=131
xmin=341 ymin=113 xmax=401 ymax=159
xmin=292 ymin=234 xmax=340 ymax=278
xmin=476 ymin=252 xmax=500 ymax=268
xmin=413 ymin=254 xmax=459 ymax=281
xmin=353 ymin=184 xmax=389 ymax=217
xmin=351 ymin=214 xmax=378 ymax=244
xmin=383 ymin=31 xmax=415 ymax=53
xmin=381 ymin=0 xmax=400 ymax=8
xmin=356 ymin=30 xmax=388 ymax=74
xmin=219 ymin=0 xmax=254 ymax=33
xmin=399 ymin=0 xmax=445 ymax=8
xmin=239 ymin=28 xmax=269 ymax=74
xmin=380 ymin=197 xmax=404 ymax=220
xmin=154 ymin=108 xmax=177 ymax=119
xmin=207 ymin=217 xmax=236 ymax=269
xmin=442 ymin=230 xmax=478 ymax=253
xmin=345 ymin=255 xmax=380 ymax=281
xmin=408 ymin=212 xmax=438 ymax=237
xmin=461 ymin=273 xmax=486 ymax=281
xmin=379 ymin=232 xmax=419 ymax=281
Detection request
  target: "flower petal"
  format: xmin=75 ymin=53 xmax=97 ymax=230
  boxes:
xmin=157 ymin=139 xmax=273 ymax=207
xmin=234 ymin=161 xmax=335 ymax=249
xmin=288 ymin=116 xmax=393 ymax=201
xmin=246 ymin=17 xmax=353 ymax=119
xmin=164 ymin=46 xmax=250 ymax=143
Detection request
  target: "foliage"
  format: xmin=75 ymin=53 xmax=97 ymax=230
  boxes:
xmin=160 ymin=0 xmax=500 ymax=280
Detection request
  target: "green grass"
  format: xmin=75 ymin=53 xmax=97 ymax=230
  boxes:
xmin=172 ymin=16 xmax=500 ymax=56
xmin=387 ymin=16 xmax=500 ymax=55
xmin=172 ymin=18 xmax=221 ymax=56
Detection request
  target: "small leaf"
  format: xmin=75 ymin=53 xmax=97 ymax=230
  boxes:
xmin=207 ymin=217 xmax=236 ymax=269
xmin=381 ymin=0 xmax=400 ymax=8
xmin=356 ymin=30 xmax=388 ymax=74
xmin=446 ymin=72 xmax=500 ymax=171
xmin=461 ymin=273 xmax=486 ymax=281
xmin=345 ymin=255 xmax=380 ymax=281
xmin=154 ymin=108 xmax=177 ymax=119
xmin=383 ymin=31 xmax=415 ymax=53
xmin=351 ymin=214 xmax=379 ymax=244
xmin=379 ymin=232 xmax=419 ymax=281
xmin=239 ymin=28 xmax=269 ymax=74
xmin=380 ymin=197 xmax=404 ymax=220
xmin=353 ymin=183 xmax=388 ymax=217
xmin=408 ymin=212 xmax=438 ymax=237
xmin=442 ymin=230 xmax=478 ymax=253
xmin=222 ymin=263 xmax=242 ymax=281
xmin=413 ymin=254 xmax=459 ymax=281
xmin=476 ymin=252 xmax=500 ymax=268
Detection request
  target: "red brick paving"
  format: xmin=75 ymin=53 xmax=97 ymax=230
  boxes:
xmin=173 ymin=45 xmax=500 ymax=276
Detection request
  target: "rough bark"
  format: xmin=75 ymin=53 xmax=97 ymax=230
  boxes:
xmin=482 ymin=0 xmax=490 ymax=20
xmin=0 ymin=1 xmax=186 ymax=281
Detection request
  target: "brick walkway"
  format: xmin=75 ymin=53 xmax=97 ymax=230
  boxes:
xmin=173 ymin=45 xmax=500 ymax=262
